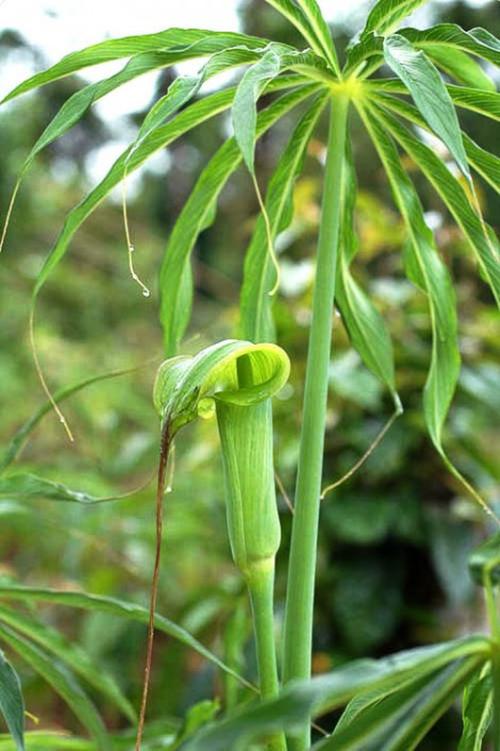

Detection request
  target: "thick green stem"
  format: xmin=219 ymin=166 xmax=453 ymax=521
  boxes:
xmin=247 ymin=561 xmax=286 ymax=751
xmin=486 ymin=579 xmax=500 ymax=751
xmin=282 ymin=94 xmax=349 ymax=750
xmin=493 ymin=644 xmax=500 ymax=751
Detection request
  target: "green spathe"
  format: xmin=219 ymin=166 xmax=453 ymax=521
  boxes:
xmin=153 ymin=339 xmax=290 ymax=573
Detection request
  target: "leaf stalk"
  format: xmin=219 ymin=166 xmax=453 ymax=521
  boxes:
xmin=282 ymin=93 xmax=349 ymax=750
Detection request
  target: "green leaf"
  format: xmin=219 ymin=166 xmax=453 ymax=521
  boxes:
xmin=127 ymin=45 xmax=273 ymax=165
xmin=0 ymin=365 xmax=138 ymax=473
xmin=232 ymin=49 xmax=284 ymax=174
xmin=0 ymin=625 xmax=108 ymax=750
xmin=239 ymin=93 xmax=327 ymax=341
xmin=370 ymin=101 xmax=500 ymax=305
xmin=0 ymin=473 xmax=137 ymax=504
xmin=179 ymin=636 xmax=490 ymax=750
xmin=399 ymin=24 xmax=500 ymax=68
xmin=421 ymin=45 xmax=495 ymax=91
xmin=344 ymin=33 xmax=384 ymax=75
xmin=1 ymin=29 xmax=269 ymax=102
xmin=232 ymin=46 xmax=326 ymax=174
xmin=336 ymin=142 xmax=400 ymax=408
xmin=368 ymin=90 xmax=500 ymax=194
xmin=359 ymin=103 xmax=459 ymax=452
xmin=294 ymin=0 xmax=340 ymax=73
xmin=314 ymin=659 xmax=481 ymax=750
xmin=159 ymin=81 xmax=320 ymax=354
xmin=0 ymin=585 xmax=253 ymax=691
xmin=265 ymin=0 xmax=325 ymax=59
xmin=17 ymin=37 xmax=272 ymax=178
xmin=469 ymin=533 xmax=500 ymax=586
xmin=371 ymin=79 xmax=500 ymax=120
xmin=0 ymin=649 xmax=24 ymax=751
xmin=362 ymin=0 xmax=430 ymax=37
xmin=383 ymin=34 xmax=470 ymax=179
xmin=380 ymin=657 xmax=482 ymax=750
xmin=0 ymin=605 xmax=135 ymax=722
xmin=459 ymin=671 xmax=493 ymax=751
xmin=463 ymin=134 xmax=500 ymax=194
xmin=448 ymin=84 xmax=500 ymax=120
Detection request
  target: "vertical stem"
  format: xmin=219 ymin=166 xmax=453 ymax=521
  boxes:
xmin=282 ymin=94 xmax=349 ymax=750
xmin=247 ymin=562 xmax=286 ymax=751
xmin=485 ymin=578 xmax=500 ymax=751
xmin=493 ymin=643 xmax=500 ymax=751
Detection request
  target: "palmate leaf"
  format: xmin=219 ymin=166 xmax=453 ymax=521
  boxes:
xmin=0 ymin=585 xmax=254 ymax=691
xmin=369 ymin=101 xmax=500 ymax=304
xmin=370 ymin=78 xmax=500 ymax=121
xmin=1 ymin=29 xmax=270 ymax=102
xmin=362 ymin=0 xmax=430 ymax=37
xmin=0 ymin=625 xmax=109 ymax=751
xmin=358 ymin=103 xmax=459 ymax=453
xmin=179 ymin=636 xmax=490 ymax=750
xmin=232 ymin=46 xmax=328 ymax=174
xmin=336 ymin=142 xmax=400 ymax=409
xmin=463 ymin=134 xmax=500 ymax=194
xmin=127 ymin=45 xmax=275 ymax=165
xmin=29 ymin=78 xmax=312 ymax=310
xmin=448 ymin=84 xmax=500 ymax=120
xmin=383 ymin=34 xmax=470 ymax=180
xmin=379 ymin=658 xmax=481 ymax=750
xmin=0 ymin=605 xmax=135 ymax=722
xmin=31 ymin=86 xmax=235 ymax=298
xmin=0 ymin=649 xmax=24 ymax=751
xmin=265 ymin=0 xmax=325 ymax=60
xmin=345 ymin=22 xmax=499 ymax=84
xmin=399 ymin=24 xmax=500 ymax=68
xmin=159 ymin=81 xmax=320 ymax=354
xmin=458 ymin=671 xmax=493 ymax=751
xmin=420 ymin=45 xmax=495 ymax=91
xmin=15 ymin=37 xmax=278 ymax=178
xmin=239 ymin=93 xmax=327 ymax=342
xmin=294 ymin=0 xmax=340 ymax=73
xmin=365 ymin=90 xmax=500 ymax=194
xmin=314 ymin=658 xmax=482 ymax=750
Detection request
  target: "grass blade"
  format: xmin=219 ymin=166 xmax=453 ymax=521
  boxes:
xmin=381 ymin=658 xmax=482 ymax=750
xmin=0 ymin=365 xmax=140 ymax=473
xmin=0 ymin=605 xmax=135 ymax=723
xmin=0 ymin=625 xmax=109 ymax=751
xmin=179 ymin=636 xmax=490 ymax=750
xmin=0 ymin=473 xmax=146 ymax=504
xmin=459 ymin=671 xmax=493 ymax=751
xmin=0 ymin=585 xmax=254 ymax=691
xmin=0 ymin=649 xmax=24 ymax=751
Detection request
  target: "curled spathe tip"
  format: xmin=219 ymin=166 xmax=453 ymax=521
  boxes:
xmin=153 ymin=339 xmax=290 ymax=434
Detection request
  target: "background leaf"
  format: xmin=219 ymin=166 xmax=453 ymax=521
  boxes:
xmin=0 ymin=649 xmax=24 ymax=751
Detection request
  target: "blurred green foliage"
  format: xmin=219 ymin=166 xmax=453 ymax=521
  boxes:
xmin=0 ymin=1 xmax=499 ymax=747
